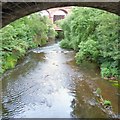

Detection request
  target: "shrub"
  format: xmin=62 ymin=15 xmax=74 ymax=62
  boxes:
xmin=1 ymin=12 xmax=56 ymax=75
xmin=59 ymin=7 xmax=120 ymax=79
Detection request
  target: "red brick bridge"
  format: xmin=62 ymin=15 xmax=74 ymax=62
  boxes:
xmin=41 ymin=7 xmax=72 ymax=31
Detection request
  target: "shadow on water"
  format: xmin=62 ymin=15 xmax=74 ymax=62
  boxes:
xmin=1 ymin=41 xmax=119 ymax=118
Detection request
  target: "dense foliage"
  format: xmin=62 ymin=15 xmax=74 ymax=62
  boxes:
xmin=1 ymin=13 xmax=56 ymax=75
xmin=60 ymin=7 xmax=120 ymax=79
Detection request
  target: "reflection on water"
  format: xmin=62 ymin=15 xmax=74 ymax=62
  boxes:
xmin=1 ymin=42 xmax=118 ymax=118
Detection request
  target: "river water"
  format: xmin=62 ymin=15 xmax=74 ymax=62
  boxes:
xmin=1 ymin=41 xmax=119 ymax=118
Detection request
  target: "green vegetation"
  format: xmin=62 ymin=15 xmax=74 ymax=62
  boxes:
xmin=1 ymin=13 xmax=56 ymax=75
xmin=59 ymin=7 xmax=120 ymax=79
xmin=103 ymin=100 xmax=111 ymax=106
xmin=95 ymin=88 xmax=112 ymax=108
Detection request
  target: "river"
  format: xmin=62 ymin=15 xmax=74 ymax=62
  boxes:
xmin=1 ymin=41 xmax=119 ymax=118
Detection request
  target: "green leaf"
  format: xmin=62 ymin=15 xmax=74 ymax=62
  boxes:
xmin=103 ymin=100 xmax=111 ymax=106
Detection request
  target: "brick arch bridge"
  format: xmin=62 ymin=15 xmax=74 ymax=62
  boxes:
xmin=46 ymin=7 xmax=71 ymax=23
xmin=1 ymin=1 xmax=119 ymax=27
xmin=45 ymin=7 xmax=72 ymax=30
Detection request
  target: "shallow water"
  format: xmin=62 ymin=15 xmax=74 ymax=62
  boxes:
xmin=1 ymin=41 xmax=119 ymax=118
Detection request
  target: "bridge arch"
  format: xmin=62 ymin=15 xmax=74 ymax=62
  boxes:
xmin=58 ymin=9 xmax=68 ymax=14
xmin=1 ymin=2 xmax=119 ymax=27
xmin=48 ymin=8 xmax=69 ymax=23
xmin=40 ymin=10 xmax=51 ymax=18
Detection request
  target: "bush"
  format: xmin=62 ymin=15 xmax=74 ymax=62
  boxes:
xmin=59 ymin=7 xmax=120 ymax=79
xmin=60 ymin=39 xmax=72 ymax=49
xmin=75 ymin=38 xmax=99 ymax=63
xmin=1 ymin=12 xmax=56 ymax=75
xmin=101 ymin=61 xmax=119 ymax=78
